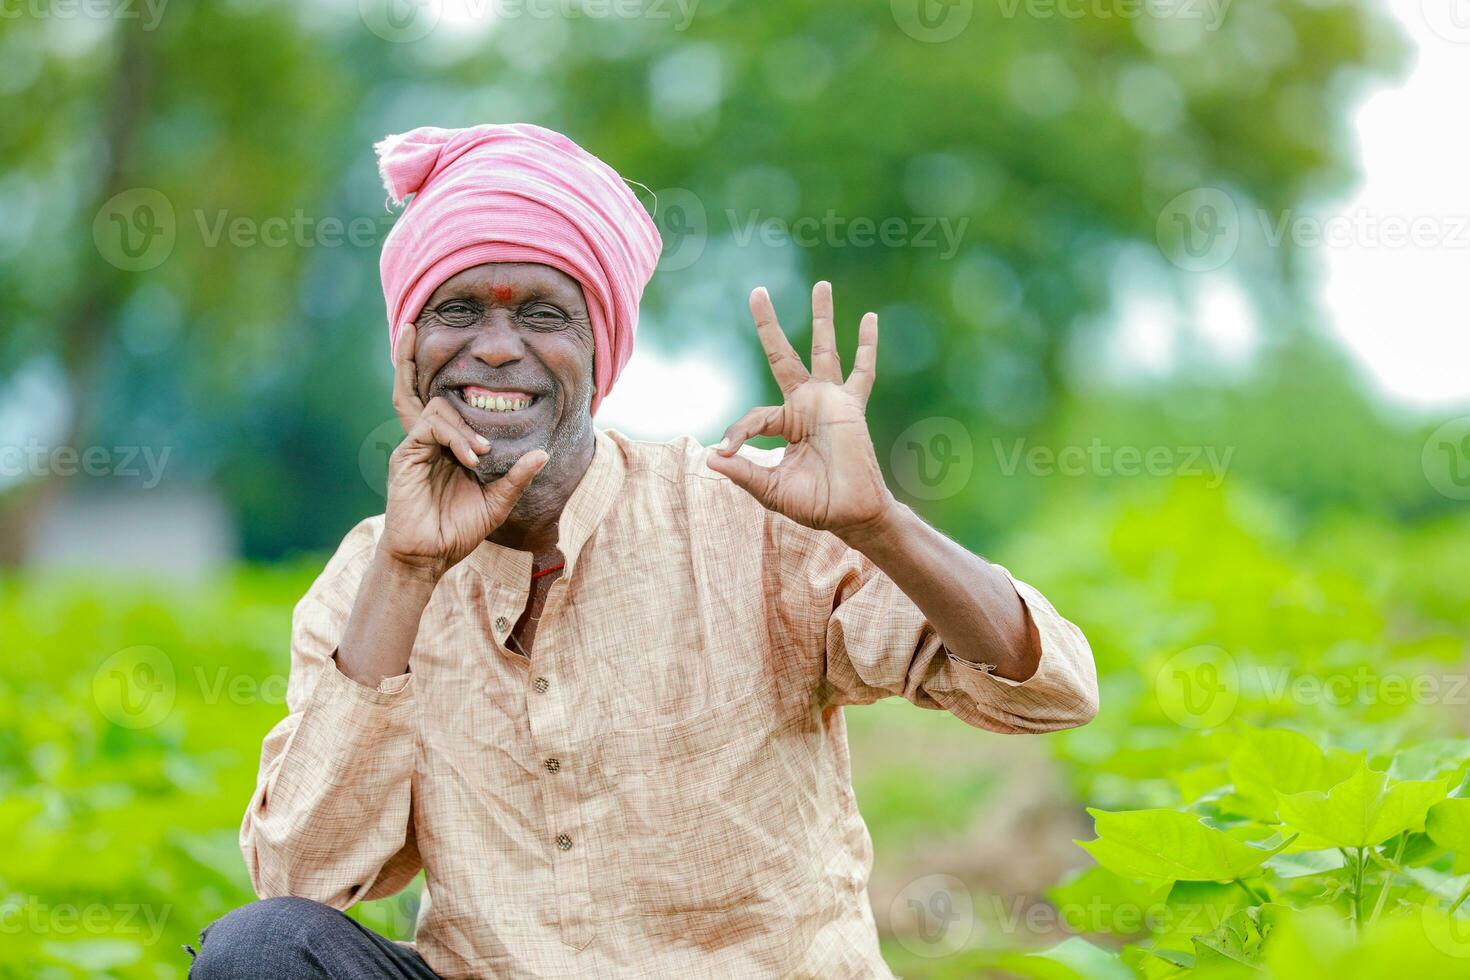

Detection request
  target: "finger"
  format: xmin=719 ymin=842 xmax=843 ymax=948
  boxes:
xmin=713 ymin=405 xmax=785 ymax=456
xmin=392 ymin=321 xmax=426 ymax=433
xmin=404 ymin=414 xmax=477 ymax=471
xmin=426 ymin=397 xmax=493 ymax=466
xmin=809 ymin=280 xmax=841 ymax=383
xmin=705 ymin=451 xmax=776 ymax=507
xmin=482 ymin=449 xmax=550 ymax=517
xmin=423 ymin=395 xmax=493 ymax=443
xmin=410 ymin=402 xmax=486 ymax=470
xmin=844 ymin=311 xmax=879 ymax=403
xmin=749 ymin=286 xmax=808 ymax=396
xmin=428 ymin=415 xmax=484 ymax=470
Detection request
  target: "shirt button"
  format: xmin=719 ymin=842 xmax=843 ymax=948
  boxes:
xmin=544 ymin=758 xmax=560 ymax=773
xmin=556 ymin=834 xmax=573 ymax=851
xmin=532 ymin=676 xmax=549 ymax=694
xmin=494 ymin=615 xmax=510 ymax=632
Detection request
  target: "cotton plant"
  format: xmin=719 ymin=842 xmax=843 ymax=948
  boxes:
xmin=1000 ymin=727 xmax=1470 ymax=978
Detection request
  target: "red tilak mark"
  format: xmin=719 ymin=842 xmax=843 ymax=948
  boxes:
xmin=491 ymin=285 xmax=515 ymax=303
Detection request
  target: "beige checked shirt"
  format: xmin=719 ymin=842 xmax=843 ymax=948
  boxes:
xmin=241 ymin=428 xmax=1097 ymax=978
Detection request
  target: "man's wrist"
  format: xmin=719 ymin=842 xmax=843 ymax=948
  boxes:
xmin=373 ymin=545 xmax=447 ymax=592
xmin=334 ymin=546 xmax=441 ymax=689
xmin=834 ymin=494 xmax=910 ymax=556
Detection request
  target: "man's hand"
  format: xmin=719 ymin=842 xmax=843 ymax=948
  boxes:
xmin=707 ymin=282 xmax=896 ymax=541
xmin=709 ymin=283 xmax=1044 ymax=682
xmin=381 ymin=322 xmax=548 ymax=578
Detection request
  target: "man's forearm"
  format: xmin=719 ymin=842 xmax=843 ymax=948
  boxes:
xmin=335 ymin=547 xmax=440 ymax=687
xmin=837 ymin=501 xmax=1042 ymax=682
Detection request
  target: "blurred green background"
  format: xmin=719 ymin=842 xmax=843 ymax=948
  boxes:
xmin=3 ymin=0 xmax=1469 ymax=976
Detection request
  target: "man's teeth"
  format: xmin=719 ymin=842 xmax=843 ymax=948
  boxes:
xmin=466 ymin=393 xmax=532 ymax=412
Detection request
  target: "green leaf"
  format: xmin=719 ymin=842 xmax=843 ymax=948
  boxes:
xmin=1046 ymin=865 xmax=1172 ymax=936
xmin=1226 ymin=728 xmax=1360 ymax=822
xmin=1174 ymin=762 xmax=1232 ymax=805
xmin=1128 ymin=946 xmax=1195 ymax=969
xmin=1077 ymin=808 xmax=1289 ymax=882
xmin=1262 ymin=904 xmax=1470 ymax=977
xmin=1192 ymin=903 xmax=1283 ymax=968
xmin=1265 ymin=848 xmax=1347 ymax=879
xmin=1426 ymin=797 xmax=1470 ymax=874
xmin=1402 ymin=866 xmax=1470 ymax=903
xmin=1153 ymin=880 xmax=1251 ymax=951
xmin=1276 ymin=765 xmax=1448 ymax=849
xmin=997 ymin=937 xmax=1133 ymax=980
xmin=1388 ymin=740 xmax=1470 ymax=782
xmin=1399 ymin=830 xmax=1446 ymax=868
xmin=1257 ymin=906 xmax=1353 ymax=979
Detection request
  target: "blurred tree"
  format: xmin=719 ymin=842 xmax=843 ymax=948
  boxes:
xmin=0 ymin=0 xmax=1411 ymax=561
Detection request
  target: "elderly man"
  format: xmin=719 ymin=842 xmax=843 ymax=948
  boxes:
xmin=189 ymin=124 xmax=1097 ymax=978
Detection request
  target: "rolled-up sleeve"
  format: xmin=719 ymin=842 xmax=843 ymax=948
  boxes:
xmin=240 ymin=516 xmax=421 ymax=907
xmin=780 ymin=518 xmax=1098 ymax=733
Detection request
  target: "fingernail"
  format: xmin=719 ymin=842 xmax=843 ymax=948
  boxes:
xmin=714 ymin=438 xmax=729 ymax=452
xmin=475 ymin=434 xmax=491 ymax=447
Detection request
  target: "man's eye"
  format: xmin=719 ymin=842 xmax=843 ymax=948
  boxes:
xmin=523 ymin=306 xmax=568 ymax=324
xmin=438 ymin=303 xmax=478 ymax=322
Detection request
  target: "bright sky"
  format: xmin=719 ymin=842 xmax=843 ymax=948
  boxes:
xmin=1319 ymin=0 xmax=1470 ymax=409
xmin=595 ymin=344 xmax=743 ymax=442
xmin=1057 ymin=0 xmax=1470 ymax=410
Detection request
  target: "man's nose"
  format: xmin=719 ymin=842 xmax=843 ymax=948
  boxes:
xmin=468 ymin=313 xmax=524 ymax=368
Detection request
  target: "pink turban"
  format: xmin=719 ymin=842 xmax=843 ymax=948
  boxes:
xmin=375 ymin=123 xmax=662 ymax=414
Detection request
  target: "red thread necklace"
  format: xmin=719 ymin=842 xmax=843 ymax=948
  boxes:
xmin=531 ymin=561 xmax=565 ymax=580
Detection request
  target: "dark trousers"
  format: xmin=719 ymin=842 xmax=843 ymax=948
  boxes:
xmin=188 ymin=896 xmax=440 ymax=979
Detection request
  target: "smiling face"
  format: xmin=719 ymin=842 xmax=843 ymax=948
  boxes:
xmin=414 ymin=262 xmax=596 ymax=479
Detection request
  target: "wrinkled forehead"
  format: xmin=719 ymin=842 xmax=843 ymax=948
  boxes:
xmin=423 ymin=261 xmax=587 ymax=309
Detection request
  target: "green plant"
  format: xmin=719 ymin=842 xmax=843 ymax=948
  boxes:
xmin=1049 ymin=727 xmax=1470 ymax=976
xmin=972 ymin=480 xmax=1470 ymax=977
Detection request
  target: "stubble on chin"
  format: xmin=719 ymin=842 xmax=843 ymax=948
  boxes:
xmin=470 ymin=441 xmax=544 ymax=482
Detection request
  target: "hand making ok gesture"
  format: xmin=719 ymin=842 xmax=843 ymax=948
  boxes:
xmin=706 ymin=281 xmax=897 ymax=541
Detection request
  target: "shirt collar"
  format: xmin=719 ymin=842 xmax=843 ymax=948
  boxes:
xmin=464 ymin=427 xmax=625 ymax=587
